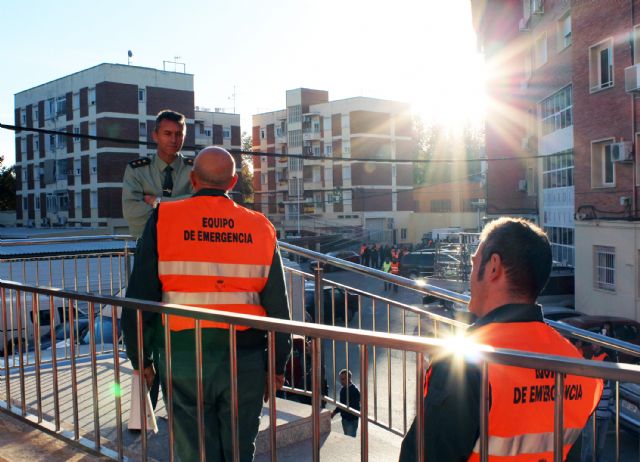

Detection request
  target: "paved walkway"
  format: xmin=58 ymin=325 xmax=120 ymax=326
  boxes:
xmin=0 ymin=410 xmax=109 ymax=462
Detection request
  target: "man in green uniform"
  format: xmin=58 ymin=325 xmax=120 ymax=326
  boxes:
xmin=121 ymin=109 xmax=193 ymax=409
xmin=122 ymin=109 xmax=194 ymax=239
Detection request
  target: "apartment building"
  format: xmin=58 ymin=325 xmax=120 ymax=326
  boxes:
xmin=472 ymin=0 xmax=640 ymax=320
xmin=14 ymin=63 xmax=241 ymax=232
xmin=252 ymin=88 xmax=415 ymax=243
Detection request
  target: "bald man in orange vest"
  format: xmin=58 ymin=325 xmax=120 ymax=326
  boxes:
xmin=123 ymin=146 xmax=291 ymax=461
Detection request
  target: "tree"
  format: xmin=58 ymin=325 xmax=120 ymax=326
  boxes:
xmin=413 ymin=118 xmax=485 ymax=187
xmin=236 ymin=133 xmax=254 ymax=204
xmin=0 ymin=156 xmax=16 ymax=211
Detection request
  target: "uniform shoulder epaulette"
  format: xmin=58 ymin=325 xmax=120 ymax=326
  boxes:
xmin=182 ymin=156 xmax=194 ymax=166
xmin=129 ymin=157 xmax=151 ymax=169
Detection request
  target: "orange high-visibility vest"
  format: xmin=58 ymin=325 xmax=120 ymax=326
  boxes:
xmin=156 ymin=195 xmax=276 ymax=331
xmin=390 ymin=261 xmax=399 ymax=274
xmin=423 ymin=321 xmax=602 ymax=462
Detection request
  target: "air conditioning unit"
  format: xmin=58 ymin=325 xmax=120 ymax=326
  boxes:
xmin=517 ymin=179 xmax=528 ymax=192
xmin=625 ymin=64 xmax=640 ymax=93
xmin=606 ymin=142 xmax=633 ymax=162
xmin=518 ymin=17 xmax=529 ymax=32
xmin=532 ymin=0 xmax=544 ymax=14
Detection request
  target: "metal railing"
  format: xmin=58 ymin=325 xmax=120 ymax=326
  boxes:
xmin=1 ymin=235 xmax=639 ymax=461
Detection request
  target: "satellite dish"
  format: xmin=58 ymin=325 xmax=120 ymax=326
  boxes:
xmin=128 ymin=50 xmax=133 ymax=58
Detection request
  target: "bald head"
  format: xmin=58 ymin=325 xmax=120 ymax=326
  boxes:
xmin=191 ymin=146 xmax=237 ymax=191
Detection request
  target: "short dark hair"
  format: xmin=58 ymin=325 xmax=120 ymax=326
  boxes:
xmin=477 ymin=217 xmax=552 ymax=300
xmin=155 ymin=110 xmax=186 ymax=131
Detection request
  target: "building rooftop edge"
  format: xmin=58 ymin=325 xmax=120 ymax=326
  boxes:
xmin=14 ymin=63 xmax=194 ymax=96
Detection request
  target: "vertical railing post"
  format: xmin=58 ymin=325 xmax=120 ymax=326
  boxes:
xmin=163 ymin=314 xmax=175 ymax=462
xmin=479 ymin=361 xmax=489 ymax=462
xmin=267 ymin=331 xmax=277 ymax=462
xmin=360 ymin=344 xmax=369 ymax=462
xmin=195 ymin=320 xmax=206 ymax=462
xmin=553 ymin=372 xmax=565 ymax=462
xmin=88 ymin=302 xmax=101 ymax=449
xmin=415 ymin=352 xmax=425 ymax=462
xmin=311 ymin=336 xmax=322 ymax=462
xmin=229 ymin=325 xmax=240 ymax=462
xmin=124 ymin=241 xmax=132 ymax=280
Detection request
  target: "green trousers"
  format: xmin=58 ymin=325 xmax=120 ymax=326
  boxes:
xmin=157 ymin=330 xmax=266 ymax=462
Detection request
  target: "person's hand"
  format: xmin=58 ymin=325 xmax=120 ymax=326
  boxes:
xmin=143 ymin=194 xmax=157 ymax=205
xmin=142 ymin=364 xmax=155 ymax=389
xmin=331 ymin=409 xmax=338 ymax=418
xmin=263 ymin=374 xmax=285 ymax=402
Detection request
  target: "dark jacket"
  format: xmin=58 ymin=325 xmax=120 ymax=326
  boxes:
xmin=122 ymin=188 xmax=291 ymax=374
xmin=338 ymin=383 xmax=361 ymax=421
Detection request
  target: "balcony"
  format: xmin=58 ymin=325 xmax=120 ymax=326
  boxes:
xmin=303 ymin=130 xmax=321 ymax=142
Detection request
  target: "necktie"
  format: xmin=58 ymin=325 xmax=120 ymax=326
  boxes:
xmin=162 ymin=166 xmax=173 ymax=197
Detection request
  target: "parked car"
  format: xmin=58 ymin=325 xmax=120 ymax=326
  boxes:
xmin=303 ymin=281 xmax=358 ymax=324
xmin=40 ymin=317 xmax=120 ymax=351
xmin=560 ymin=315 xmax=640 ymax=363
xmin=309 ymin=250 xmax=360 ymax=272
xmin=615 ymin=382 xmax=640 ymax=433
xmin=399 ymin=251 xmax=459 ymax=279
xmin=537 ymin=266 xmax=575 ymax=307
xmin=541 ymin=305 xmax=586 ymax=321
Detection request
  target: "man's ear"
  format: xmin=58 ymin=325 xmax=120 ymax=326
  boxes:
xmin=487 ymin=253 xmax=503 ymax=280
xmin=226 ymin=173 xmax=239 ymax=191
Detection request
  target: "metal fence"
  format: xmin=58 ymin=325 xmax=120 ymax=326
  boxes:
xmin=0 ymin=236 xmax=639 ymax=461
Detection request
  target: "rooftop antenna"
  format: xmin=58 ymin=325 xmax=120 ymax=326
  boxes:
xmin=228 ymin=85 xmax=237 ymax=113
xmin=128 ymin=50 xmax=133 ymax=65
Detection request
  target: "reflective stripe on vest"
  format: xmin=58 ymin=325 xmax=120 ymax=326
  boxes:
xmin=163 ymin=291 xmax=260 ymax=306
xmin=156 ymin=195 xmax=276 ymax=331
xmin=159 ymin=261 xmax=270 ymax=279
xmin=471 ymin=427 xmax=583 ymax=458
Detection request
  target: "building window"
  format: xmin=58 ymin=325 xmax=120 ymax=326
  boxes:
xmin=89 ymin=123 xmax=96 ymax=137
xmin=73 ymin=126 xmax=81 ymax=142
xmin=89 ymin=88 xmax=96 ymax=105
xmin=48 ymin=134 xmax=56 ymax=152
xmin=33 ymin=106 xmax=39 ymax=122
xmin=558 ymin=14 xmax=571 ymax=50
xmin=204 ymin=128 xmax=212 ymax=137
xmin=138 ymin=88 xmax=146 ymax=102
xmin=534 ymin=33 xmax=547 ymax=68
xmin=313 ymin=146 xmax=321 ymax=156
xmin=540 ymin=85 xmax=572 ymax=136
xmin=289 ymin=130 xmax=302 ymax=147
xmin=223 ymin=127 xmax=231 ymax=139
xmin=90 ymin=191 xmax=97 ymax=209
xmin=89 ymin=157 xmax=97 ymax=174
xmin=35 ymin=196 xmax=40 ymax=210
xmin=401 ymin=228 xmax=407 ymax=239
xmin=55 ymin=159 xmax=67 ymax=180
xmin=56 ymin=96 xmax=66 ymax=116
xmin=260 ymin=129 xmax=265 ymax=139
xmin=288 ymin=105 xmax=301 ymax=124
xmin=545 ymin=226 xmax=574 ymax=266
xmin=591 ymin=140 xmax=615 ymax=188
xmin=543 ymin=150 xmax=574 ymax=189
xmin=73 ymin=92 xmax=80 ymax=111
xmin=34 ymin=137 xmax=39 ymax=152
xmin=139 ymin=122 xmax=147 ymax=137
xmin=589 ymin=38 xmax=614 ymax=92
xmin=23 ymin=197 xmax=28 ymax=210
xmin=325 ymin=145 xmax=332 ymax=156
xmin=75 ymin=192 xmax=81 ymax=209
xmin=431 ymin=199 xmax=452 ymax=213
xmin=45 ymin=98 xmax=55 ymax=119
xmin=594 ymin=245 xmax=615 ymax=291
xmin=57 ymin=131 xmax=67 ymax=148
xmin=20 ymin=110 xmax=26 ymax=126
xmin=635 ymin=26 xmax=640 ymax=64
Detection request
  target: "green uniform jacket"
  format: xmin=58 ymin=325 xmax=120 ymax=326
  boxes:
xmin=122 ymin=188 xmax=292 ymax=374
xmin=122 ymin=153 xmax=194 ymax=238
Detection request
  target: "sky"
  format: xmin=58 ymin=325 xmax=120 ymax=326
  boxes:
xmin=0 ymin=0 xmax=485 ymax=167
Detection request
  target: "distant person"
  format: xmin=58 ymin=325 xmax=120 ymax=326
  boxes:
xmin=399 ymin=217 xmax=602 ymax=461
xmin=390 ymin=258 xmax=399 ymax=293
xmin=382 ymin=257 xmax=392 ymax=291
xmin=122 ymin=147 xmax=291 ymax=461
xmin=121 ymin=109 xmax=194 ymax=410
xmin=371 ymin=244 xmax=379 ymax=269
xmin=362 ymin=245 xmax=371 ymax=267
xmin=331 ymin=369 xmax=361 ymax=437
